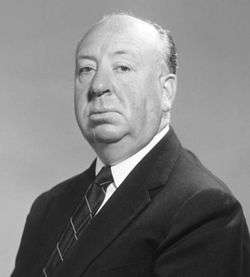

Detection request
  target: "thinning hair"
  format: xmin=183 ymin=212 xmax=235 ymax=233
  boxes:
xmin=77 ymin=12 xmax=178 ymax=74
xmin=148 ymin=20 xmax=177 ymax=74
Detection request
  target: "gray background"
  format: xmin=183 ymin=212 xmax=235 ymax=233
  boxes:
xmin=1 ymin=0 xmax=249 ymax=275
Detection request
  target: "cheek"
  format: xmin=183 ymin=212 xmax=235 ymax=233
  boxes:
xmin=75 ymin=83 xmax=89 ymax=112
xmin=120 ymin=75 xmax=145 ymax=101
xmin=129 ymin=75 xmax=158 ymax=108
xmin=135 ymin=75 xmax=162 ymax=121
xmin=119 ymin=83 xmax=145 ymax=122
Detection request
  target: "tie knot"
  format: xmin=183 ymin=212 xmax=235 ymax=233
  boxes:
xmin=94 ymin=166 xmax=113 ymax=190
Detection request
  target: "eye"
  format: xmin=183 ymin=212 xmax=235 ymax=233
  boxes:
xmin=78 ymin=66 xmax=95 ymax=75
xmin=114 ymin=65 xmax=132 ymax=73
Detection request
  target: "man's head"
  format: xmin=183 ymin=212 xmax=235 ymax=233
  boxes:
xmin=74 ymin=13 xmax=177 ymax=164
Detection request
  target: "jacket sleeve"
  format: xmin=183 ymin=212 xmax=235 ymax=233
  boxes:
xmin=154 ymin=188 xmax=250 ymax=277
xmin=11 ymin=192 xmax=53 ymax=276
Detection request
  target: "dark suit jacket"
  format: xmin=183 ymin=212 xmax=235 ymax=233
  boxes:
xmin=12 ymin=127 xmax=250 ymax=276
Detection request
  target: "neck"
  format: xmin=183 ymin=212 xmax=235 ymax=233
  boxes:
xmin=92 ymin=123 xmax=170 ymax=165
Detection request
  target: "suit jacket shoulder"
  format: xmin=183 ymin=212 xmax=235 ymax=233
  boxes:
xmin=12 ymin=127 xmax=250 ymax=277
xmin=11 ymin=162 xmax=96 ymax=276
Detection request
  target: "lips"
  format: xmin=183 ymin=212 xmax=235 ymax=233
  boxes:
xmin=89 ymin=107 xmax=120 ymax=115
xmin=88 ymin=109 xmax=119 ymax=122
xmin=89 ymin=110 xmax=110 ymax=115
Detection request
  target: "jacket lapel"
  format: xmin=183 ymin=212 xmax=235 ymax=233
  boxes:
xmin=53 ymin=177 xmax=150 ymax=276
xmin=53 ymin=127 xmax=181 ymax=277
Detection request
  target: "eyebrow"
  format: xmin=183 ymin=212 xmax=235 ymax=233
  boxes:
xmin=77 ymin=49 xmax=138 ymax=62
xmin=111 ymin=50 xmax=136 ymax=58
xmin=77 ymin=55 xmax=96 ymax=61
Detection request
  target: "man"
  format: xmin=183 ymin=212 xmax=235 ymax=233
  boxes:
xmin=12 ymin=13 xmax=250 ymax=276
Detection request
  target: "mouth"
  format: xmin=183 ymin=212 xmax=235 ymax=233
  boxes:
xmin=88 ymin=110 xmax=120 ymax=122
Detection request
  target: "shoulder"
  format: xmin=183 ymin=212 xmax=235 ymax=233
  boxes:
xmin=157 ymin=146 xmax=246 ymax=237
xmin=164 ymin=147 xmax=234 ymax=204
xmin=153 ymin=149 xmax=250 ymax=276
xmin=29 ymin=167 xmax=94 ymax=218
xmin=154 ymin=146 xmax=244 ymax=231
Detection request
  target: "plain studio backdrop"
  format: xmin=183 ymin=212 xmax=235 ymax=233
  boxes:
xmin=1 ymin=0 xmax=249 ymax=275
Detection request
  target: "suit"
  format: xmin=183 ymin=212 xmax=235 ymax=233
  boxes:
xmin=12 ymin=127 xmax=250 ymax=276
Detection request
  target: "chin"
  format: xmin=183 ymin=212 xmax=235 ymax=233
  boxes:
xmin=92 ymin=124 xmax=126 ymax=144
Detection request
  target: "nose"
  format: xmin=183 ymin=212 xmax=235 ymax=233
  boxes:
xmin=88 ymin=67 xmax=111 ymax=100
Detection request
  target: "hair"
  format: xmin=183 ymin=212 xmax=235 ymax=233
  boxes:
xmin=148 ymin=20 xmax=177 ymax=74
xmin=87 ymin=12 xmax=178 ymax=74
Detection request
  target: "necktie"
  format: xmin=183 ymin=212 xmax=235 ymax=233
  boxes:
xmin=42 ymin=166 xmax=113 ymax=277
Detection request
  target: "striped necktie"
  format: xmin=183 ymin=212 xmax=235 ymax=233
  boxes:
xmin=42 ymin=166 xmax=113 ymax=276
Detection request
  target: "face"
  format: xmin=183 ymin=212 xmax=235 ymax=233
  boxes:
xmin=74 ymin=17 xmax=170 ymax=161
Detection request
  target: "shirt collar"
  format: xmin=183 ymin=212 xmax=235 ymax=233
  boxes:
xmin=96 ymin=124 xmax=169 ymax=187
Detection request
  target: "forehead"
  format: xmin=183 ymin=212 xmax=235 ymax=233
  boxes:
xmin=77 ymin=17 xmax=160 ymax=59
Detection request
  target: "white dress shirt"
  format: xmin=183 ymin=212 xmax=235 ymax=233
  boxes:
xmin=96 ymin=124 xmax=169 ymax=213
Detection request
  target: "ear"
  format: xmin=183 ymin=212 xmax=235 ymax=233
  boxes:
xmin=160 ymin=73 xmax=177 ymax=113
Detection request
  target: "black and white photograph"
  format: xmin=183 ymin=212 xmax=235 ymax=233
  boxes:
xmin=1 ymin=0 xmax=250 ymax=276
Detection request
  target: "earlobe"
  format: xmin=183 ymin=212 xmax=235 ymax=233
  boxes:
xmin=161 ymin=74 xmax=177 ymax=112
